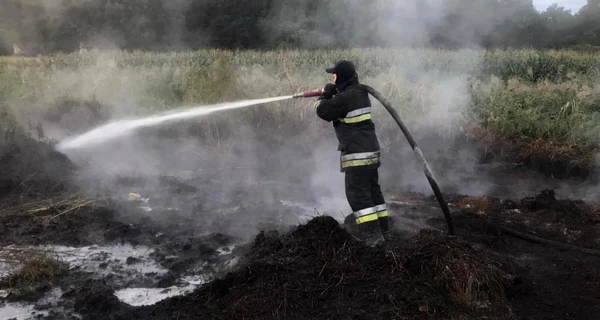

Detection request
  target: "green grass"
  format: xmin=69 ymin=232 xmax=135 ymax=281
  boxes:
xmin=1 ymin=48 xmax=599 ymax=166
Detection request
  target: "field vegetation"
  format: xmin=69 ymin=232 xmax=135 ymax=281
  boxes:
xmin=1 ymin=48 xmax=599 ymax=174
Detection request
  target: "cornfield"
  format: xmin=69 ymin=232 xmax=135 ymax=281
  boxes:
xmin=1 ymin=48 xmax=599 ymax=157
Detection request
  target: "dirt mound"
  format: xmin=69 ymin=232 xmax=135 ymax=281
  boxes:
xmin=89 ymin=216 xmax=514 ymax=320
xmin=447 ymin=189 xmax=600 ymax=251
xmin=467 ymin=127 xmax=595 ymax=179
xmin=44 ymin=97 xmax=110 ymax=136
xmin=437 ymin=191 xmax=600 ymax=320
xmin=520 ymin=189 xmax=599 ymax=223
xmin=63 ymin=279 xmax=132 ymax=318
xmin=0 ymin=129 xmax=74 ymax=199
xmin=405 ymin=229 xmax=509 ymax=306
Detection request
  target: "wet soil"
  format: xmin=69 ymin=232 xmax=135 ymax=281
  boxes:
xmin=45 ymin=98 xmax=110 ymax=136
xmin=3 ymin=188 xmax=598 ymax=320
xmin=1 ymin=130 xmax=599 ymax=320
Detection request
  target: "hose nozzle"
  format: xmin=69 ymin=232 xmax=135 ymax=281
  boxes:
xmin=293 ymin=88 xmax=324 ymax=98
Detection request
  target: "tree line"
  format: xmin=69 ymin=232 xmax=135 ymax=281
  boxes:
xmin=1 ymin=0 xmax=599 ymax=55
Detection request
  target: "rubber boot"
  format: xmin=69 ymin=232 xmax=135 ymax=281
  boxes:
xmin=358 ymin=220 xmax=384 ymax=245
xmin=379 ymin=216 xmax=391 ymax=241
xmin=342 ymin=214 xmax=359 ymax=238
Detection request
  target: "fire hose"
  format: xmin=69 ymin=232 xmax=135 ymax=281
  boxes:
xmin=294 ymin=86 xmax=455 ymax=235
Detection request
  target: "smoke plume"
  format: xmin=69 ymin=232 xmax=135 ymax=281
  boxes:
xmin=2 ymin=0 xmax=569 ymax=240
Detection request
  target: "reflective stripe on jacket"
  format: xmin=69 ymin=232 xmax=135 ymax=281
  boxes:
xmin=314 ymin=77 xmax=381 ymax=172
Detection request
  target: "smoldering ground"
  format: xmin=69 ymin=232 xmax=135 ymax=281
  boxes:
xmin=25 ymin=51 xmax=535 ymax=242
xmin=0 ymin=25 xmax=541 ymax=240
xmin=5 ymin=0 xmax=592 ymax=240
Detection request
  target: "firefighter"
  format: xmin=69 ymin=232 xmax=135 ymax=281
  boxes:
xmin=314 ymin=60 xmax=391 ymax=242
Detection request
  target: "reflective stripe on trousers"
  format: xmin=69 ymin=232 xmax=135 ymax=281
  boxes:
xmin=354 ymin=203 xmax=389 ymax=225
xmin=341 ymin=151 xmax=380 ymax=169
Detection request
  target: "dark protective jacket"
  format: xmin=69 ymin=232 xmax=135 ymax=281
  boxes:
xmin=314 ymin=77 xmax=381 ymax=172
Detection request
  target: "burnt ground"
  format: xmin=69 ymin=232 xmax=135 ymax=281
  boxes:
xmin=404 ymin=191 xmax=600 ymax=320
xmin=1 ymin=130 xmax=600 ymax=320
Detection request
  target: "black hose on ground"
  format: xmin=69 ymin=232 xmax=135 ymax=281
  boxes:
xmin=501 ymin=226 xmax=600 ymax=257
xmin=362 ymin=84 xmax=455 ymax=235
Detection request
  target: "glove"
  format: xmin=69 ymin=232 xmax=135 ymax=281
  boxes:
xmin=322 ymin=83 xmax=337 ymax=99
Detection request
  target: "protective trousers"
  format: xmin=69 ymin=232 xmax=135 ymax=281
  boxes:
xmin=345 ymin=168 xmax=390 ymax=239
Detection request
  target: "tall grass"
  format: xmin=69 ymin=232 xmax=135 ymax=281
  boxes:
xmin=0 ymin=48 xmax=599 ymax=163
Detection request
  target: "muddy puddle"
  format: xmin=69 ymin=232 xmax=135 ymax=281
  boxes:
xmin=0 ymin=185 xmax=321 ymax=320
xmin=0 ymin=288 xmax=64 ymax=320
xmin=0 ymin=241 xmax=238 ymax=318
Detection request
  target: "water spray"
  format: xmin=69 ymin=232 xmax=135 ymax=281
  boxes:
xmin=56 ymin=95 xmax=293 ymax=151
xmin=294 ymin=85 xmax=455 ymax=235
xmin=56 ymin=85 xmax=454 ymax=234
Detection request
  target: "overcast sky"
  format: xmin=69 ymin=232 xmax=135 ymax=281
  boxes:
xmin=533 ymin=0 xmax=587 ymax=12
